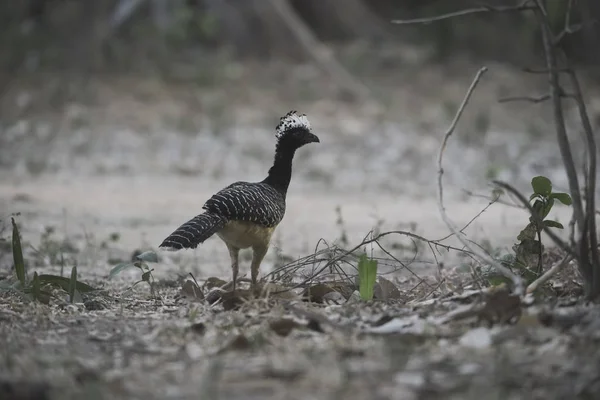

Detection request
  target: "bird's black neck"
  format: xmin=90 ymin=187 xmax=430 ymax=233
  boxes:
xmin=262 ymin=143 xmax=296 ymax=195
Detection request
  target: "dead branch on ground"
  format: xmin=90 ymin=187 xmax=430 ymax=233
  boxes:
xmin=526 ymin=253 xmax=574 ymax=294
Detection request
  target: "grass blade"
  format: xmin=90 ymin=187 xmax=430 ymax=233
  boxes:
xmin=68 ymin=266 xmax=77 ymax=303
xmin=37 ymin=274 xmax=96 ymax=292
xmin=11 ymin=217 xmax=26 ymax=286
xmin=358 ymin=254 xmax=378 ymax=301
xmin=32 ymin=271 xmax=40 ymax=302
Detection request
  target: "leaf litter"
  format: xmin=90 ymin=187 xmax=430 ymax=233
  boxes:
xmin=1 ymin=226 xmax=600 ymax=399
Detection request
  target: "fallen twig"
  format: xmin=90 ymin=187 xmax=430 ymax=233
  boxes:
xmin=526 ymin=254 xmax=574 ymax=294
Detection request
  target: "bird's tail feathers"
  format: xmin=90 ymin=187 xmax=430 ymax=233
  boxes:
xmin=159 ymin=213 xmax=227 ymax=250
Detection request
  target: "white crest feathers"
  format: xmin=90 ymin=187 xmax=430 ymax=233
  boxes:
xmin=275 ymin=110 xmax=311 ymax=139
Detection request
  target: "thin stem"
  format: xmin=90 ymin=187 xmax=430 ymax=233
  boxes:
xmin=391 ymin=1 xmax=534 ymax=25
xmin=435 ymin=67 xmax=524 ymax=295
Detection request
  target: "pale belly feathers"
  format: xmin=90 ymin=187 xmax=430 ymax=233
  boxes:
xmin=216 ymin=220 xmax=276 ymax=249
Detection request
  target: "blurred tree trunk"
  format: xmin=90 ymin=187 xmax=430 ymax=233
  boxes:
xmin=201 ymin=0 xmax=301 ymax=58
xmin=577 ymin=0 xmax=600 ymax=65
xmin=291 ymin=0 xmax=389 ymax=41
xmin=201 ymin=0 xmax=255 ymax=55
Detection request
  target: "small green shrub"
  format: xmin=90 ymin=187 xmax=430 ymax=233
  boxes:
xmin=109 ymin=250 xmax=158 ymax=296
xmin=513 ymin=176 xmax=572 ymax=281
xmin=1 ymin=218 xmax=95 ymax=304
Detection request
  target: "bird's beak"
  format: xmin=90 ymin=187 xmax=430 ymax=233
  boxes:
xmin=309 ymin=133 xmax=320 ymax=143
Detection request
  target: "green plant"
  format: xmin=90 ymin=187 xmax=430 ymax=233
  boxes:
xmin=357 ymin=254 xmax=378 ymax=301
xmin=0 ymin=218 xmax=95 ymax=304
xmin=109 ymin=251 xmax=159 ymax=296
xmin=512 ymin=176 xmax=572 ymax=280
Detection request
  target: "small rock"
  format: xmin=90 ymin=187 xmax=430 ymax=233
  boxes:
xmin=459 ymin=327 xmax=492 ymax=349
xmin=185 ymin=342 xmax=203 ymax=360
xmin=205 ymin=290 xmax=223 ymax=305
xmin=395 ymin=371 xmax=425 ymax=388
xmin=269 ymin=318 xmax=300 ymax=337
xmin=323 ymin=291 xmax=345 ymax=305
xmin=190 ymin=322 xmax=206 ymax=335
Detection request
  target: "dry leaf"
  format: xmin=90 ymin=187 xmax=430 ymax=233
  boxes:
xmin=478 ymin=289 xmax=522 ymax=326
xmin=203 ymin=277 xmax=227 ymax=290
xmin=302 ymin=283 xmax=336 ymax=303
xmin=190 ymin=322 xmax=206 ymax=335
xmin=259 ymin=282 xmax=299 ymax=300
xmin=374 ymin=276 xmax=402 ymax=301
xmin=269 ymin=318 xmax=300 ymax=337
xmin=302 ymin=283 xmax=353 ymax=303
xmin=181 ymin=280 xmax=204 ymax=301
xmin=221 ymin=289 xmax=253 ymax=311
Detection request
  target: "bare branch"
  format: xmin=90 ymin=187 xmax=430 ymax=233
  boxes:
xmin=462 ymin=189 xmax=526 ymax=209
xmin=391 ymin=0 xmax=534 ymax=25
xmin=565 ymin=67 xmax=600 ymax=294
xmin=498 ymin=94 xmax=551 ymax=104
xmin=435 ymin=67 xmax=524 ymax=295
xmin=553 ymin=0 xmax=600 ymax=45
xmin=533 ymin=1 xmax=586 ymax=239
xmin=498 ymin=88 xmax=575 ymax=104
xmin=435 ymin=192 xmax=500 ymax=242
xmin=533 ymin=1 xmax=597 ymax=295
xmin=522 ymin=67 xmax=570 ymax=74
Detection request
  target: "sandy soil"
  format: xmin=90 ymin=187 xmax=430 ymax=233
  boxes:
xmin=0 ymin=63 xmax=598 ymax=400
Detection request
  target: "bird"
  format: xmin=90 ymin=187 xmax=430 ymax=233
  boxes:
xmin=158 ymin=110 xmax=320 ymax=292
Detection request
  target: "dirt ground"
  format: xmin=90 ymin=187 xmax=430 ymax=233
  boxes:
xmin=1 ymin=58 xmax=599 ymax=400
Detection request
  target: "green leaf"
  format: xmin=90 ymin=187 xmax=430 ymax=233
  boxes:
xmin=543 ymin=220 xmax=564 ymax=229
xmin=517 ymin=222 xmax=537 ymax=241
xmin=11 ymin=218 xmax=26 ymax=286
xmin=531 ymin=176 xmax=552 ymax=197
xmin=37 ymin=274 xmax=96 ymax=292
xmin=529 ymin=193 xmax=539 ymax=201
xmin=486 ymin=274 xmax=511 ymax=287
xmin=550 ymin=192 xmax=572 ymax=206
xmin=531 ymin=200 xmax=545 ymax=222
xmin=109 ymin=262 xmax=137 ymax=278
xmin=136 ymin=251 xmax=158 ymax=263
xmin=68 ymin=266 xmax=77 ymax=303
xmin=542 ymin=198 xmax=554 ymax=219
xmin=71 ymin=289 xmax=83 ymax=304
xmin=358 ymin=254 xmax=378 ymax=301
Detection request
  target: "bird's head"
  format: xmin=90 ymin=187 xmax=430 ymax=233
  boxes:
xmin=275 ymin=110 xmax=320 ymax=150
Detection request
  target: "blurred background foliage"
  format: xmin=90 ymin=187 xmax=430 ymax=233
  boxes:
xmin=1 ymin=0 xmax=598 ymax=78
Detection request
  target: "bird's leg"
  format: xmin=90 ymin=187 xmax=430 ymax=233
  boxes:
xmin=226 ymin=244 xmax=240 ymax=293
xmin=250 ymin=244 xmax=268 ymax=288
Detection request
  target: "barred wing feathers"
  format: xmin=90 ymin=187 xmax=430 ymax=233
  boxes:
xmin=202 ymin=181 xmax=286 ymax=227
xmin=159 ymin=181 xmax=285 ymax=250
